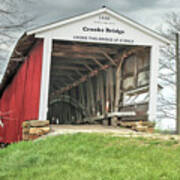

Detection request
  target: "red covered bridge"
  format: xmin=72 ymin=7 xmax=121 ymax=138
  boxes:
xmin=0 ymin=7 xmax=169 ymax=143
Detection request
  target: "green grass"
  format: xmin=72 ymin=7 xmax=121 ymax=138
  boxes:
xmin=1 ymin=133 xmax=180 ymax=180
xmin=154 ymin=129 xmax=175 ymax=135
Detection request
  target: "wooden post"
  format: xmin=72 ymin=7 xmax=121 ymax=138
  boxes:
xmin=114 ymin=60 xmax=123 ymax=112
xmin=176 ymin=32 xmax=180 ymax=134
xmin=38 ymin=38 xmax=52 ymax=120
xmin=134 ymin=56 xmax=138 ymax=88
xmin=88 ymin=78 xmax=96 ymax=115
xmin=112 ymin=60 xmax=123 ymax=126
xmin=105 ymin=71 xmax=109 ymax=113
xmin=148 ymin=45 xmax=159 ymax=123
xmin=109 ymin=68 xmax=114 ymax=112
xmin=100 ymin=73 xmax=105 ymax=114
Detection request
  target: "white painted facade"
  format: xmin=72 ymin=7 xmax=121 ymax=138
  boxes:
xmin=27 ymin=7 xmax=170 ymax=121
xmin=38 ymin=38 xmax=52 ymax=120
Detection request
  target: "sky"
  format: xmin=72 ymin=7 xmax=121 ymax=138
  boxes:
xmin=27 ymin=0 xmax=180 ymax=31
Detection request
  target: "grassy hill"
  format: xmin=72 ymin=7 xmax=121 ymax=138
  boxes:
xmin=1 ymin=133 xmax=180 ymax=180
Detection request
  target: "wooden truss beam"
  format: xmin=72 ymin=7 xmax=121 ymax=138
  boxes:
xmin=53 ymin=44 xmax=118 ymax=54
xmin=52 ymin=58 xmax=97 ymax=65
xmin=52 ymin=52 xmax=105 ymax=60
xmin=52 ymin=65 xmax=88 ymax=71
xmin=91 ymin=57 xmax=105 ymax=69
xmin=51 ymin=70 xmax=84 ymax=76
xmin=75 ymin=70 xmax=84 ymax=77
xmin=101 ymin=51 xmax=117 ymax=66
xmin=83 ymin=64 xmax=93 ymax=72
xmin=50 ymin=77 xmax=73 ymax=85
xmin=50 ymin=47 xmax=145 ymax=98
xmin=11 ymin=57 xmax=26 ymax=62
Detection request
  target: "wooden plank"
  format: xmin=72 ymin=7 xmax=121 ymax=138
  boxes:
xmin=75 ymin=70 xmax=84 ymax=77
xmin=52 ymin=57 xmax=99 ymax=65
xmin=101 ymin=51 xmax=117 ymax=65
xmin=66 ymin=75 xmax=75 ymax=82
xmin=84 ymin=64 xmax=94 ymax=72
xmin=53 ymin=44 xmax=118 ymax=54
xmin=83 ymin=115 xmax=104 ymax=123
xmin=99 ymin=73 xmax=105 ymax=114
xmin=11 ymin=57 xmax=26 ymax=62
xmin=108 ymin=111 xmax=136 ymax=117
xmin=114 ymin=60 xmax=123 ymax=112
xmin=134 ymin=56 xmax=138 ymax=88
xmin=52 ymin=52 xmax=105 ymax=60
xmin=96 ymin=73 xmax=102 ymax=114
xmin=108 ymin=68 xmax=115 ymax=112
xmin=124 ymin=85 xmax=149 ymax=96
xmin=52 ymin=65 xmax=88 ymax=71
xmin=79 ymin=84 xmax=85 ymax=109
xmin=50 ymin=79 xmax=71 ymax=88
xmin=88 ymin=78 xmax=96 ymax=115
xmin=83 ymin=111 xmax=136 ymax=122
xmin=51 ymin=70 xmax=84 ymax=76
xmin=113 ymin=56 xmax=125 ymax=126
xmin=120 ymin=115 xmax=148 ymax=121
xmin=27 ymin=120 xmax=49 ymax=127
xmin=91 ymin=57 xmax=105 ymax=68
xmin=105 ymin=70 xmax=110 ymax=113
xmin=86 ymin=81 xmax=91 ymax=116
xmin=29 ymin=127 xmax=50 ymax=135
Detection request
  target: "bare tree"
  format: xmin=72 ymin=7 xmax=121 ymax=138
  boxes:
xmin=158 ymin=12 xmax=180 ymax=123
xmin=0 ymin=0 xmax=35 ymax=74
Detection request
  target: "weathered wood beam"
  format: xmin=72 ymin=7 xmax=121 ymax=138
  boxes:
xmin=83 ymin=111 xmax=136 ymax=123
xmin=83 ymin=64 xmax=93 ymax=72
xmin=52 ymin=52 xmax=105 ymax=60
xmin=51 ymin=70 xmax=83 ymax=77
xmin=108 ymin=68 xmax=115 ymax=112
xmin=51 ymin=79 xmax=70 ymax=86
xmin=11 ymin=57 xmax=26 ymax=62
xmin=52 ymin=58 xmax=97 ymax=65
xmin=91 ymin=57 xmax=105 ymax=69
xmin=50 ymin=47 xmax=145 ymax=98
xmin=52 ymin=65 xmax=87 ymax=71
xmin=88 ymin=78 xmax=96 ymax=115
xmin=101 ymin=51 xmax=117 ymax=66
xmin=53 ymin=44 xmax=118 ymax=54
xmin=51 ymin=75 xmax=77 ymax=83
xmin=50 ymin=81 xmax=68 ymax=90
xmin=114 ymin=60 xmax=123 ymax=112
xmin=79 ymin=84 xmax=85 ymax=108
xmin=86 ymin=80 xmax=91 ymax=115
xmin=99 ymin=73 xmax=105 ymax=114
xmin=75 ymin=70 xmax=84 ymax=77
xmin=64 ymin=75 xmax=74 ymax=82
xmin=111 ymin=62 xmax=123 ymax=126
xmin=105 ymin=71 xmax=110 ymax=113
xmin=134 ymin=56 xmax=138 ymax=88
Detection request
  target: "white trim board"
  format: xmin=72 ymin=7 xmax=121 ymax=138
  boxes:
xmin=38 ymin=38 xmax=52 ymax=120
xmin=27 ymin=7 xmax=170 ymax=46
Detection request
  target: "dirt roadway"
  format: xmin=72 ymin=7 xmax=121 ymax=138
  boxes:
xmin=39 ymin=124 xmax=180 ymax=141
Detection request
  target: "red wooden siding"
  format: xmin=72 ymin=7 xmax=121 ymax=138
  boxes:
xmin=0 ymin=41 xmax=43 ymax=143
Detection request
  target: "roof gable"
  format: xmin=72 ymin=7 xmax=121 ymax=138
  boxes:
xmin=27 ymin=7 xmax=170 ymax=46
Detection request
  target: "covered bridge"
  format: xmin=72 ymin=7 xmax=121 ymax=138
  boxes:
xmin=0 ymin=7 xmax=170 ymax=143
